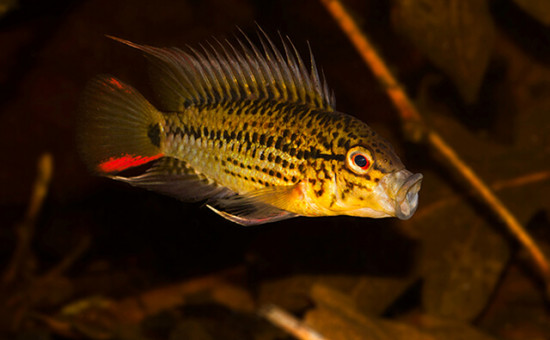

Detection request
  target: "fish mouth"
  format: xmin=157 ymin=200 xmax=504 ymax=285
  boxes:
xmin=394 ymin=172 xmax=423 ymax=220
xmin=377 ymin=169 xmax=423 ymax=220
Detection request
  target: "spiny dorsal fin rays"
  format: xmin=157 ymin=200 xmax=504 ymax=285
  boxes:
xmin=201 ymin=42 xmax=236 ymax=101
xmin=223 ymin=39 xmax=260 ymax=99
xmin=188 ymin=44 xmax=226 ymax=102
xmin=281 ymin=35 xmax=307 ymax=104
xmin=308 ymin=43 xmax=332 ymax=107
xmin=287 ymin=36 xmax=328 ymax=108
xmin=319 ymin=67 xmax=336 ymax=107
xmin=256 ymin=28 xmax=294 ymax=102
xmin=106 ymin=29 xmax=335 ymax=111
xmin=210 ymin=39 xmax=252 ymax=98
xmin=234 ymin=37 xmax=271 ymax=100
xmin=183 ymin=49 xmax=211 ymax=101
xmin=239 ymin=31 xmax=283 ymax=100
xmin=191 ymin=44 xmax=228 ymax=101
xmin=266 ymin=31 xmax=304 ymax=103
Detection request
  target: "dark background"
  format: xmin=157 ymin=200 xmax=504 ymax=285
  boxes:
xmin=0 ymin=0 xmax=413 ymax=281
xmin=1 ymin=0 xmax=549 ymax=339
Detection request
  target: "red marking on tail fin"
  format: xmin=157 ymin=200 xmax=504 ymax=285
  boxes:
xmin=98 ymin=153 xmax=163 ymax=173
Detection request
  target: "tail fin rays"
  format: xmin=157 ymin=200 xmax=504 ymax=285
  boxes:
xmin=78 ymin=75 xmax=164 ymax=174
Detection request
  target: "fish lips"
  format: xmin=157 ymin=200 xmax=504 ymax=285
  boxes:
xmin=377 ymin=169 xmax=423 ymax=220
xmin=394 ymin=172 xmax=422 ymax=220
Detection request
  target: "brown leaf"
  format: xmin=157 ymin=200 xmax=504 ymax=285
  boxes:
xmin=308 ymin=284 xmax=435 ymax=340
xmin=305 ymin=307 xmax=435 ymax=340
xmin=113 ymin=266 xmax=250 ymax=324
xmin=415 ymin=199 xmax=510 ymax=321
xmin=393 ymin=0 xmax=495 ymax=103
xmin=479 ymin=264 xmax=550 ymax=339
xmin=352 ymin=276 xmax=418 ymax=316
xmin=258 ymin=275 xmax=319 ymax=312
xmin=170 ymin=320 xmax=215 ymax=340
xmin=258 ymin=274 xmax=406 ymax=315
xmin=405 ymin=313 xmax=498 ymax=340
xmin=514 ymin=0 xmax=550 ymax=25
xmin=49 ymin=267 xmax=252 ymax=339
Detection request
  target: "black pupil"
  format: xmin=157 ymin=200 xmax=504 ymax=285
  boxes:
xmin=354 ymin=154 xmax=368 ymax=168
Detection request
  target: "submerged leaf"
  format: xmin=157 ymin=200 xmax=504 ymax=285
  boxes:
xmin=306 ymin=307 xmax=435 ymax=340
xmin=514 ymin=0 xmax=550 ymax=25
xmin=352 ymin=276 xmax=418 ymax=316
xmin=393 ymin=0 xmax=495 ymax=103
xmin=408 ymin=314 xmax=498 ymax=340
xmin=414 ymin=197 xmax=510 ymax=321
xmin=0 ymin=0 xmax=17 ymax=18
xmin=307 ymin=284 xmax=435 ymax=340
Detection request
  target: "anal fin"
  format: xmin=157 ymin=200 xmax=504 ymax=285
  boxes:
xmin=206 ymin=184 xmax=302 ymax=226
xmin=206 ymin=204 xmax=296 ymax=226
xmin=112 ymin=156 xmax=303 ymax=226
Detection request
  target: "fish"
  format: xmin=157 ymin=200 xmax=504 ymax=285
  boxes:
xmin=78 ymin=29 xmax=423 ymax=226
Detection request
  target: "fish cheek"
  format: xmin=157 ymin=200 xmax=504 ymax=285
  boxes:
xmin=335 ymin=168 xmax=360 ymax=204
xmin=339 ymin=167 xmax=381 ymax=205
xmin=365 ymin=167 xmax=383 ymax=183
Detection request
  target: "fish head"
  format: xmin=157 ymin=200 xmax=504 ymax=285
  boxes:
xmin=326 ymin=124 xmax=423 ymax=220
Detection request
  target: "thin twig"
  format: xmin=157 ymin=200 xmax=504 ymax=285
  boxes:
xmin=491 ymin=170 xmax=550 ymax=191
xmin=259 ymin=304 xmax=329 ymax=340
xmin=428 ymin=133 xmax=550 ymax=279
xmin=320 ymin=0 xmax=550 ymax=295
xmin=44 ymin=235 xmax=91 ymax=279
xmin=416 ymin=169 xmax=550 ymax=219
xmin=2 ymin=153 xmax=54 ymax=284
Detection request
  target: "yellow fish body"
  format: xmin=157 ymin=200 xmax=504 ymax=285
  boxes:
xmin=78 ymin=30 xmax=422 ymax=225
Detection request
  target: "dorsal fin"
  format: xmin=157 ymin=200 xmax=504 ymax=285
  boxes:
xmin=107 ymin=28 xmax=335 ymax=112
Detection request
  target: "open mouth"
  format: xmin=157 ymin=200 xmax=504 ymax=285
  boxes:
xmin=344 ymin=169 xmax=423 ymax=220
xmin=394 ymin=172 xmax=423 ymax=220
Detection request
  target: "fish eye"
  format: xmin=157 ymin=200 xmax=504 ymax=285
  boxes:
xmin=354 ymin=154 xmax=368 ymax=168
xmin=346 ymin=146 xmax=373 ymax=175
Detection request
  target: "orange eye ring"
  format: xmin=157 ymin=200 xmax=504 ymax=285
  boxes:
xmin=346 ymin=146 xmax=373 ymax=175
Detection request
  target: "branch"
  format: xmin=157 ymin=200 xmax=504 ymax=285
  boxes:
xmin=320 ymin=0 xmax=550 ymax=296
xmin=2 ymin=153 xmax=53 ymax=285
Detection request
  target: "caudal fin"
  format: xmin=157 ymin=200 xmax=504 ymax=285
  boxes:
xmin=78 ymin=75 xmax=164 ymax=174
